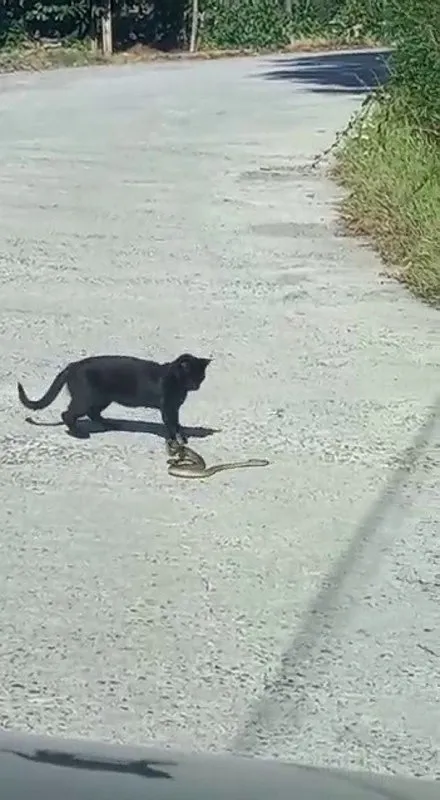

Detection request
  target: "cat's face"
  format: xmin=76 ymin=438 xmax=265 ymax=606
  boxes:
xmin=175 ymin=354 xmax=211 ymax=391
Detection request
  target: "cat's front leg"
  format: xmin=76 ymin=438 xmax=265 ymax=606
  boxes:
xmin=175 ymin=427 xmax=188 ymax=445
xmin=161 ymin=401 xmax=187 ymax=445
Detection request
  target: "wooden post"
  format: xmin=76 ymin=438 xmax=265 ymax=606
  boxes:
xmin=89 ymin=0 xmax=98 ymax=52
xmin=189 ymin=0 xmax=199 ymax=53
xmin=101 ymin=0 xmax=113 ymax=56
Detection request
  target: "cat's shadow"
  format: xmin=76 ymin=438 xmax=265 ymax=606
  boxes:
xmin=25 ymin=416 xmax=219 ymax=441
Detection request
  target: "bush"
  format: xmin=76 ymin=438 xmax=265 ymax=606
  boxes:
xmin=0 ymin=0 xmax=391 ymax=53
xmin=314 ymin=0 xmax=389 ymax=43
xmin=385 ymin=0 xmax=440 ymax=138
xmin=200 ymin=0 xmax=390 ymax=50
xmin=200 ymin=0 xmax=289 ymax=50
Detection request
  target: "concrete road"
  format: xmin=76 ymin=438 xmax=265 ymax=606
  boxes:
xmin=0 ymin=49 xmax=439 ymax=778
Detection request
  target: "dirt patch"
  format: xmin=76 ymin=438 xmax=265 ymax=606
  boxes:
xmin=0 ymin=38 xmax=384 ymax=75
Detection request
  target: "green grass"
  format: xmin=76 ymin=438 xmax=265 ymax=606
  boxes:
xmin=333 ymin=95 xmax=440 ymax=305
xmin=0 ymin=40 xmax=106 ymax=72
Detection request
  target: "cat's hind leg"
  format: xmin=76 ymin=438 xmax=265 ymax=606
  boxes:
xmin=87 ymin=404 xmax=119 ymax=430
xmin=61 ymin=400 xmax=90 ymax=438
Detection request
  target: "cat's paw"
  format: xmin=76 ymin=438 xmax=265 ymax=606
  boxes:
xmin=176 ymin=430 xmax=188 ymax=446
xmin=166 ymin=438 xmax=181 ymax=456
xmin=66 ymin=427 xmax=90 ymax=439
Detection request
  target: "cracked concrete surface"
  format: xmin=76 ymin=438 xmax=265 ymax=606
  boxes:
xmin=0 ymin=49 xmax=439 ymax=778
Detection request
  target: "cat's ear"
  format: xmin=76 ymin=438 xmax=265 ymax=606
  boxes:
xmin=177 ymin=355 xmax=192 ymax=373
xmin=175 ymin=354 xmax=211 ymax=374
xmin=174 ymin=354 xmax=196 ymax=378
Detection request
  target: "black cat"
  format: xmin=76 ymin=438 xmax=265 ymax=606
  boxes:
xmin=18 ymin=352 xmax=211 ymax=442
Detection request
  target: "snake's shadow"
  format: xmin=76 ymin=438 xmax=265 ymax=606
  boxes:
xmin=25 ymin=416 xmax=220 ymax=442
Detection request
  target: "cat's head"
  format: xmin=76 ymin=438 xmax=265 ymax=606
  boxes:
xmin=174 ymin=353 xmax=212 ymax=391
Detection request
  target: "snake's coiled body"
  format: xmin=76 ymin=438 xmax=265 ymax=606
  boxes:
xmin=166 ymin=442 xmax=269 ymax=479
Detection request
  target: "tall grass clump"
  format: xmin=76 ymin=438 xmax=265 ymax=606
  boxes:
xmin=334 ymin=0 xmax=440 ymax=304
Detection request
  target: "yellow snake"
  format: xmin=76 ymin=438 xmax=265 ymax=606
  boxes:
xmin=166 ymin=442 xmax=269 ymax=479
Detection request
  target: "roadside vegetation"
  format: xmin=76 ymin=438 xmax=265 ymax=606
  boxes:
xmin=334 ymin=0 xmax=440 ymax=304
xmin=0 ymin=0 xmax=386 ymax=71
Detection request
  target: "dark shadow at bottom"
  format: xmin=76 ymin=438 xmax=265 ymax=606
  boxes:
xmin=3 ymin=747 xmax=175 ymax=779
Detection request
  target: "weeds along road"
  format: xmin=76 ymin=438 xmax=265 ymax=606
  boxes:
xmin=0 ymin=49 xmax=439 ymax=777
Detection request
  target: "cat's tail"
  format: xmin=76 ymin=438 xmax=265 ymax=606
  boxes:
xmin=17 ymin=366 xmax=69 ymax=411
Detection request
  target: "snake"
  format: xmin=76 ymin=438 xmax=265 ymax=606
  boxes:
xmin=166 ymin=442 xmax=269 ymax=479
